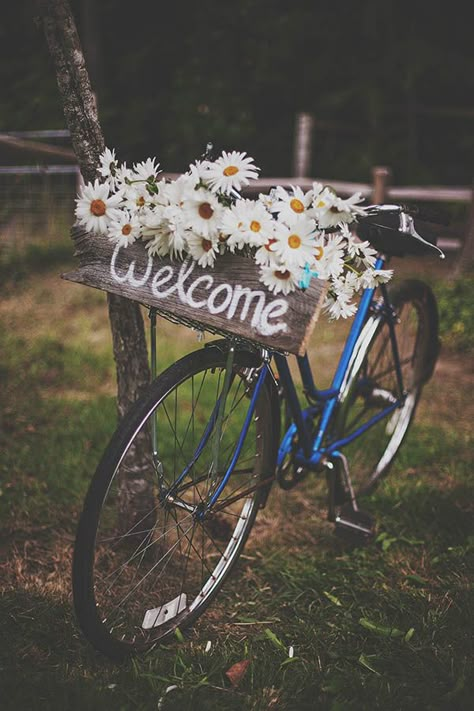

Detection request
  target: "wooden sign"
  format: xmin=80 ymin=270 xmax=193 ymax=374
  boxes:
xmin=62 ymin=225 xmax=327 ymax=356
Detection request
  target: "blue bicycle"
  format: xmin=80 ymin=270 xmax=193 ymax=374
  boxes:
xmin=72 ymin=203 xmax=445 ymax=659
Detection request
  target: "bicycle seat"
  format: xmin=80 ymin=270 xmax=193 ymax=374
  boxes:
xmin=356 ymin=205 xmax=446 ymax=258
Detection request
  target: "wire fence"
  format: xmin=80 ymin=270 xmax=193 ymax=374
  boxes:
xmin=0 ymin=123 xmax=470 ymax=265
xmin=0 ymin=165 xmax=80 ymax=262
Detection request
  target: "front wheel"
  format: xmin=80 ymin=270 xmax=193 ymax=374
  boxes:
xmin=333 ymin=279 xmax=439 ymax=497
xmin=72 ymin=344 xmax=279 ymax=659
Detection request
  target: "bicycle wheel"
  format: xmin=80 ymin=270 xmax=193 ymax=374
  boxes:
xmin=73 ymin=343 xmax=279 ymax=659
xmin=333 ymin=279 xmax=439 ymax=497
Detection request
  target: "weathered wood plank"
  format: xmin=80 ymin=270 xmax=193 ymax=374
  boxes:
xmin=63 ymin=225 xmax=327 ymax=355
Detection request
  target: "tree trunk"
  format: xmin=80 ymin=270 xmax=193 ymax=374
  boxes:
xmin=36 ymin=0 xmax=153 ymax=531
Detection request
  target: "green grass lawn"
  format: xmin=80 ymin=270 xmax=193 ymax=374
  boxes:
xmin=0 ymin=253 xmax=472 ymax=710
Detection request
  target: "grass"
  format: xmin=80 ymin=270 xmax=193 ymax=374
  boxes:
xmin=0 ymin=251 xmax=473 ymax=710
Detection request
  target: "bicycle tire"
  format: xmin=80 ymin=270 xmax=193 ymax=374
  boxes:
xmin=333 ymin=279 xmax=439 ymax=497
xmin=72 ymin=343 xmax=279 ymax=659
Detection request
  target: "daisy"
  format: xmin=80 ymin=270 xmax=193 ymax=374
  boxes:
xmin=314 ymin=189 xmax=366 ymax=229
xmin=75 ymin=178 xmax=123 ymax=235
xmin=108 ymin=209 xmax=141 ymax=248
xmin=358 ymin=268 xmax=393 ymax=289
xmin=311 ymin=233 xmax=345 ymax=279
xmin=132 ymin=156 xmax=161 ymax=184
xmin=186 ymin=160 xmax=211 ymax=187
xmin=161 ymin=204 xmax=189 ymax=258
xmin=182 ymin=188 xmax=223 ymax=238
xmin=254 ymin=236 xmax=280 ymax=266
xmin=98 ymin=147 xmax=118 ymax=184
xmin=259 ymin=264 xmax=301 ymax=295
xmin=270 ymin=185 xmax=314 ymax=224
xmin=114 ymin=162 xmax=133 ymax=189
xmin=123 ymin=183 xmax=150 ymax=213
xmin=221 ymin=199 xmax=274 ymax=252
xmin=205 ymin=151 xmax=260 ymax=195
xmin=258 ymin=189 xmax=279 ymax=212
xmin=187 ymin=232 xmax=219 ymax=268
xmin=325 ymin=292 xmax=358 ymax=320
xmin=272 ymin=215 xmax=317 ymax=268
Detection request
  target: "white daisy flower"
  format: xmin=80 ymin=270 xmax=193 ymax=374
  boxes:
xmin=272 ymin=215 xmax=317 ymax=267
xmin=108 ymin=209 xmax=141 ymax=247
xmin=358 ymin=268 xmax=393 ymax=289
xmin=132 ymin=156 xmax=161 ymax=183
xmin=187 ymin=233 xmax=219 ymax=268
xmin=183 ymin=188 xmax=223 ymax=238
xmin=123 ymin=183 xmax=150 ymax=213
xmin=313 ymin=189 xmax=366 ymax=229
xmin=161 ymin=204 xmax=189 ymax=258
xmin=254 ymin=237 xmax=280 ymax=266
xmin=270 ymin=185 xmax=314 ymax=224
xmin=186 ymin=160 xmax=211 ymax=186
xmin=325 ymin=293 xmax=358 ymax=320
xmin=259 ymin=264 xmax=301 ymax=295
xmin=145 ymin=233 xmax=172 ymax=258
xmin=98 ymin=147 xmax=118 ymax=184
xmin=75 ymin=178 xmax=123 ymax=235
xmin=258 ymin=189 xmax=279 ymax=211
xmin=114 ymin=162 xmax=133 ymax=189
xmin=221 ymin=199 xmax=274 ymax=252
xmin=311 ymin=233 xmax=345 ymax=279
xmin=205 ymin=150 xmax=260 ymax=194
xmin=164 ymin=174 xmax=195 ymax=208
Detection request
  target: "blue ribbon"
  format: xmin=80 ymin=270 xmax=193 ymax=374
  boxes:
xmin=299 ymin=263 xmax=319 ymax=290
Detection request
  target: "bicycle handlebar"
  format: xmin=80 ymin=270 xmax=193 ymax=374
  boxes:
xmin=363 ymin=203 xmax=450 ymax=226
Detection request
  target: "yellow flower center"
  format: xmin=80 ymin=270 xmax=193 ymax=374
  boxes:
xmin=290 ymin=198 xmax=305 ymax=213
xmin=223 ymin=165 xmax=239 ymax=176
xmin=202 ymin=239 xmax=213 ymax=252
xmin=137 ymin=196 xmax=145 ymax=207
xmin=90 ymin=199 xmax=106 ymax=216
xmin=275 ymin=270 xmax=291 ymax=280
xmin=314 ymin=246 xmax=324 ymax=260
xmin=316 ymin=200 xmax=326 ymax=208
xmin=250 ymin=220 xmax=261 ymax=232
xmin=121 ymin=224 xmax=132 ymax=236
xmin=198 ymin=202 xmax=214 ymax=220
xmin=288 ymin=234 xmax=301 ymax=249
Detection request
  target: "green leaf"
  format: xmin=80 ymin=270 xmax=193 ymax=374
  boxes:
xmin=174 ymin=627 xmax=185 ymax=643
xmin=358 ymin=653 xmax=381 ymax=675
xmin=264 ymin=628 xmax=285 ymax=650
xmin=323 ymin=591 xmax=343 ymax=606
xmin=359 ymin=618 xmax=404 ymax=637
xmin=404 ymin=627 xmax=416 ymax=642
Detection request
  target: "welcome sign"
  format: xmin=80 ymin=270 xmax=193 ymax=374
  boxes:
xmin=63 ymin=225 xmax=327 ymax=355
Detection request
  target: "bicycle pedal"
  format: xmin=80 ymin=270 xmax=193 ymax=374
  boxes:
xmin=334 ymin=503 xmax=375 ymax=542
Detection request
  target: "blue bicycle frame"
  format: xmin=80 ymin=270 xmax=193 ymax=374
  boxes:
xmin=273 ymin=256 xmax=406 ymax=473
xmin=153 ymin=255 xmax=405 ymax=512
xmin=210 ymin=256 xmax=406 ymax=504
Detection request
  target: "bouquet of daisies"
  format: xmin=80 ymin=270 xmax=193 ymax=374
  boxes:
xmin=75 ymin=148 xmax=392 ymax=319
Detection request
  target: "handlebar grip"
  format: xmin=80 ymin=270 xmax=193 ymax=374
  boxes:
xmin=406 ymin=204 xmax=450 ymax=226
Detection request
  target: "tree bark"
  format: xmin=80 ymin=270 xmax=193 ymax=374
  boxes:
xmin=36 ymin=0 xmax=153 ymax=530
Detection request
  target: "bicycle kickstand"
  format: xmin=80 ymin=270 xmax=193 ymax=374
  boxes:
xmin=326 ymin=453 xmax=375 ymax=544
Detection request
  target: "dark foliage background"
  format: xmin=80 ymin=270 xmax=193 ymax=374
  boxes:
xmin=1 ymin=1 xmax=473 ymax=184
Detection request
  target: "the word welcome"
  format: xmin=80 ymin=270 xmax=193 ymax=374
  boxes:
xmin=110 ymin=245 xmax=289 ymax=336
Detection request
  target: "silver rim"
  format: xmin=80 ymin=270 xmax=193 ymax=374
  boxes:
xmin=91 ymin=359 xmax=265 ymax=647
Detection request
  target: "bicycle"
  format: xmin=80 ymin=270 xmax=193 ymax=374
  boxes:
xmin=71 ymin=202 xmax=446 ymax=660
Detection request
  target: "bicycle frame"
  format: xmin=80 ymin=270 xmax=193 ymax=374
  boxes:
xmin=274 ymin=256 xmax=406 ymax=473
xmin=149 ymin=255 xmax=406 ymax=510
